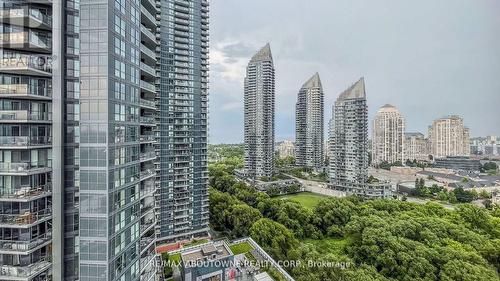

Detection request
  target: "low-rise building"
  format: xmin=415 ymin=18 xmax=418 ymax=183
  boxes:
xmin=329 ymin=181 xmax=393 ymax=199
xmin=180 ymin=241 xmax=235 ymax=281
xmin=434 ymin=156 xmax=481 ymax=172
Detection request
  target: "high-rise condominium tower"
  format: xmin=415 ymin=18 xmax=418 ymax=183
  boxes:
xmin=372 ymin=104 xmax=405 ymax=165
xmin=329 ymin=78 xmax=368 ymax=188
xmin=0 ymin=0 xmax=79 ymax=279
xmin=428 ymin=115 xmax=470 ymax=158
xmin=295 ymin=73 xmax=324 ymax=170
xmin=0 ymin=0 xmax=209 ymax=280
xmin=405 ymin=132 xmax=429 ymax=161
xmin=157 ymin=0 xmax=210 ymax=243
xmin=244 ymin=43 xmax=275 ymax=179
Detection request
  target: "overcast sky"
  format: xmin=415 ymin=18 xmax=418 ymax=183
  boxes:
xmin=208 ymin=0 xmax=500 ymax=144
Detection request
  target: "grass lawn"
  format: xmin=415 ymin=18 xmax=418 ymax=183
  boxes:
xmin=230 ymin=241 xmax=254 ymax=255
xmin=302 ymin=237 xmax=354 ymax=255
xmin=168 ymin=253 xmax=181 ymax=263
xmin=276 ymin=192 xmax=330 ymax=209
xmin=183 ymin=239 xmax=209 ymax=247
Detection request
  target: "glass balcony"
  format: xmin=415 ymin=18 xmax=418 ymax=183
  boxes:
xmin=140 ymin=25 xmax=156 ymax=46
xmin=0 ymin=110 xmax=52 ymax=123
xmin=140 ymin=43 xmax=156 ymax=61
xmin=139 ymin=134 xmax=156 ymax=143
xmin=140 ymin=151 xmax=156 ymax=162
xmin=0 ymin=160 xmax=52 ymax=174
xmin=0 ymin=54 xmax=52 ymax=76
xmin=0 ymin=184 xmax=51 ymax=201
xmin=140 ymin=80 xmax=156 ymax=94
xmin=0 ymin=232 xmax=52 ymax=253
xmin=0 ymin=32 xmax=51 ymax=53
xmin=139 ymin=97 xmax=156 ymax=109
xmin=139 ymin=116 xmax=156 ymax=124
xmin=0 ymin=136 xmax=52 ymax=147
xmin=0 ymin=8 xmax=52 ymax=30
xmin=0 ymin=208 xmax=52 ymax=227
xmin=0 ymin=256 xmax=51 ymax=279
xmin=0 ymin=84 xmax=51 ymax=99
xmin=140 ymin=62 xmax=156 ymax=78
xmin=141 ymin=6 xmax=157 ymax=28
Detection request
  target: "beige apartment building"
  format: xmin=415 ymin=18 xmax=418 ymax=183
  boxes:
xmin=372 ymin=104 xmax=405 ymax=165
xmin=428 ymin=115 xmax=470 ymax=158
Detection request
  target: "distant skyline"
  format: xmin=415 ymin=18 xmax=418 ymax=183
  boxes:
xmin=209 ymin=0 xmax=500 ymax=144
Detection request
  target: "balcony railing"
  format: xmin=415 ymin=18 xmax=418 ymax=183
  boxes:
xmin=140 ymin=116 xmax=156 ymax=124
xmin=0 ymin=184 xmax=51 ymax=199
xmin=0 ymin=110 xmax=52 ymax=122
xmin=0 ymin=32 xmax=51 ymax=51
xmin=140 ymin=98 xmax=156 ymax=108
xmin=0 ymin=136 xmax=51 ymax=147
xmin=140 ymin=80 xmax=156 ymax=93
xmin=0 ymin=232 xmax=52 ymax=253
xmin=0 ymin=8 xmax=52 ymax=27
xmin=0 ymin=54 xmax=52 ymax=76
xmin=140 ymin=135 xmax=156 ymax=142
xmin=0 ymin=256 xmax=51 ymax=278
xmin=0 ymin=84 xmax=51 ymax=98
xmin=140 ymin=151 xmax=156 ymax=161
xmin=0 ymin=208 xmax=52 ymax=226
xmin=0 ymin=160 xmax=52 ymax=173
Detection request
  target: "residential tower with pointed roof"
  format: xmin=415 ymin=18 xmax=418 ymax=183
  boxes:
xmin=244 ymin=44 xmax=276 ymax=179
xmin=295 ymin=72 xmax=325 ymax=169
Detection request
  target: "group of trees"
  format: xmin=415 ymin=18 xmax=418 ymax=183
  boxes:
xmin=481 ymin=162 xmax=499 ymax=174
xmin=209 ymin=159 xmax=500 ymax=280
xmin=412 ymin=178 xmax=490 ymax=204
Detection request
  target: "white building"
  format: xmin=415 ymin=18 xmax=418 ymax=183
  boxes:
xmin=372 ymin=104 xmax=405 ymax=165
xmin=276 ymin=140 xmax=296 ymax=158
xmin=405 ymin=132 xmax=429 ymax=161
xmin=428 ymin=115 xmax=470 ymax=158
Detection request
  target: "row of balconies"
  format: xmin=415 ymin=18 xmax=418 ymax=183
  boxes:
xmin=0 ymin=255 xmax=51 ymax=279
xmin=0 ymin=110 xmax=51 ymax=123
xmin=0 ymin=208 xmax=51 ymax=227
xmin=0 ymin=183 xmax=51 ymax=202
xmin=0 ymin=160 xmax=52 ymax=174
xmin=0 ymin=231 xmax=51 ymax=254
xmin=0 ymin=8 xmax=52 ymax=30
xmin=0 ymin=136 xmax=51 ymax=147
xmin=0 ymin=84 xmax=51 ymax=100
xmin=0 ymin=54 xmax=52 ymax=76
xmin=0 ymin=31 xmax=52 ymax=53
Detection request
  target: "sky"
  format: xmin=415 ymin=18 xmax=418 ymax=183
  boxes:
xmin=208 ymin=0 xmax=500 ymax=144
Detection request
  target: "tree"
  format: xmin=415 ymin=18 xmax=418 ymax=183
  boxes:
xmin=482 ymin=162 xmax=498 ymax=172
xmin=453 ymin=188 xmax=478 ymax=203
xmin=228 ymin=204 xmax=262 ymax=237
xmin=250 ymin=218 xmax=299 ymax=260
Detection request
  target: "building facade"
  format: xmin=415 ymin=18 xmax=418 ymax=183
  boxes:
xmin=329 ymin=78 xmax=369 ymax=190
xmin=0 ymin=0 xmax=76 ymax=280
xmin=470 ymin=136 xmax=500 ymax=156
xmin=276 ymin=140 xmax=295 ymax=159
xmin=244 ymin=43 xmax=275 ymax=179
xmin=157 ymin=0 xmax=210 ymax=244
xmin=295 ymin=73 xmax=324 ymax=170
xmin=404 ymin=132 xmax=429 ymax=162
xmin=428 ymin=115 xmax=470 ymax=158
xmin=371 ymin=104 xmax=405 ymax=165
xmin=0 ymin=0 xmax=209 ymax=280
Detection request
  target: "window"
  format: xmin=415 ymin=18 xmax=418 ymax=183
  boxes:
xmin=114 ymin=15 xmax=126 ymax=37
xmin=114 ymin=37 xmax=125 ymax=57
xmin=114 ymin=60 xmax=126 ymax=79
